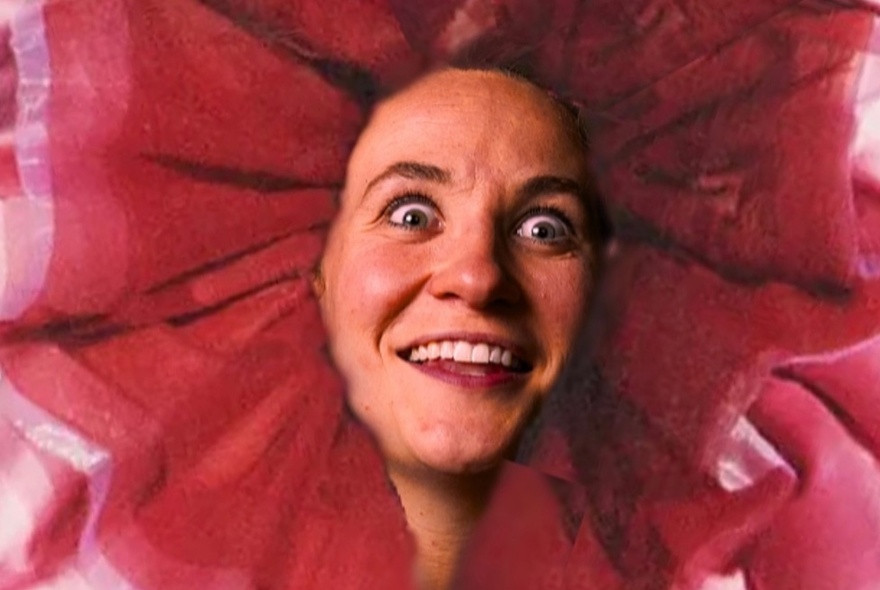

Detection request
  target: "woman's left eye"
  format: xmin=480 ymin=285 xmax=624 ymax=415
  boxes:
xmin=515 ymin=211 xmax=572 ymax=243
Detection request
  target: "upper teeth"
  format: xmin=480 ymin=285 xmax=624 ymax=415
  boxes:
xmin=407 ymin=340 xmax=518 ymax=368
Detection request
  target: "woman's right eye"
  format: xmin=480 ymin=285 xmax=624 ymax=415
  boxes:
xmin=385 ymin=195 xmax=441 ymax=231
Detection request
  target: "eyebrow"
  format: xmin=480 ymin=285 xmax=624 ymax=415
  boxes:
xmin=361 ymin=163 xmax=589 ymax=208
xmin=363 ymin=161 xmax=452 ymax=197
xmin=517 ymin=175 xmax=589 ymax=204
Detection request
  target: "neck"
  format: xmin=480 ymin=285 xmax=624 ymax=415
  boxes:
xmin=388 ymin=463 xmax=500 ymax=590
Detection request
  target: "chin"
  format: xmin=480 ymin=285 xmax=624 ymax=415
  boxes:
xmin=405 ymin=427 xmax=516 ymax=476
xmin=419 ymin=453 xmax=502 ymax=476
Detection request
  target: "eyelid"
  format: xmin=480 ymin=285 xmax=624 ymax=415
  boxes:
xmin=517 ymin=205 xmax=577 ymax=235
xmin=382 ymin=192 xmax=442 ymax=230
xmin=381 ymin=192 xmax=437 ymax=218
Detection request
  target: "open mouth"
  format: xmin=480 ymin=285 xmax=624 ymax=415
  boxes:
xmin=398 ymin=339 xmax=532 ymax=373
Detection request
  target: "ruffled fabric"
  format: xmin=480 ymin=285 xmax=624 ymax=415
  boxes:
xmin=526 ymin=2 xmax=880 ymax=589
xmin=0 ymin=2 xmax=414 ymax=588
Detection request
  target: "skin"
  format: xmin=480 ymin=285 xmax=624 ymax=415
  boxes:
xmin=317 ymin=69 xmax=597 ymax=589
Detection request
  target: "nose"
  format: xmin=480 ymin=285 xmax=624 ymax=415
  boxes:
xmin=426 ymin=226 xmax=523 ymax=309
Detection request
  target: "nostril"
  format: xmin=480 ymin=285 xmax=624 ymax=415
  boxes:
xmin=427 ymin=255 xmax=522 ymax=308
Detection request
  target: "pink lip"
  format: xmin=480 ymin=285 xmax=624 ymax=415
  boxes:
xmin=406 ymin=358 xmax=528 ymax=389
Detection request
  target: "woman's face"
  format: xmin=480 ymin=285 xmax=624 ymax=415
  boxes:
xmin=319 ymin=70 xmax=596 ymax=476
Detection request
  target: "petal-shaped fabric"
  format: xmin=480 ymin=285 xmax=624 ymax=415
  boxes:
xmin=525 ymin=2 xmax=880 ymax=588
xmin=0 ymin=2 xmax=414 ymax=589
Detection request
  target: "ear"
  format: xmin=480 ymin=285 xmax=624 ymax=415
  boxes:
xmin=311 ymin=264 xmax=326 ymax=298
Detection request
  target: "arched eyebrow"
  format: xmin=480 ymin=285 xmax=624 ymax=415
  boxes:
xmin=361 ymin=164 xmax=588 ymax=207
xmin=363 ymin=161 xmax=452 ymax=197
xmin=517 ymin=175 xmax=589 ymax=203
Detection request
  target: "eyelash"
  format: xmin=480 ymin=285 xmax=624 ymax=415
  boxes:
xmin=517 ymin=205 xmax=577 ymax=236
xmin=382 ymin=193 xmax=435 ymax=216
xmin=381 ymin=195 xmax=577 ymax=238
xmin=382 ymin=193 xmax=438 ymax=229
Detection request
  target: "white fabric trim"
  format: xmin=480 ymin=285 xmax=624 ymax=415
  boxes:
xmin=0 ymin=1 xmax=55 ymax=320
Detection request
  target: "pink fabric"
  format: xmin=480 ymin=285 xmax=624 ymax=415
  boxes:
xmin=528 ymin=2 xmax=880 ymax=589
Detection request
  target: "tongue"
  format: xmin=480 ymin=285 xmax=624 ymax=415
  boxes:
xmin=423 ymin=359 xmax=512 ymax=375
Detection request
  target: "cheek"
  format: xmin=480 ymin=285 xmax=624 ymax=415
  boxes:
xmin=325 ymin=240 xmax=424 ymax=368
xmin=323 ymin=240 xmax=427 ymax=441
xmin=528 ymin=261 xmax=591 ymax=360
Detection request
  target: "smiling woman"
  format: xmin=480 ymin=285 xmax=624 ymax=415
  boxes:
xmin=316 ymin=67 xmax=607 ymax=590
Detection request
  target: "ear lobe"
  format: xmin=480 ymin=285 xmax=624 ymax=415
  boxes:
xmin=311 ymin=265 xmax=326 ymax=298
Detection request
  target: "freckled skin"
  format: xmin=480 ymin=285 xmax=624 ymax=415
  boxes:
xmin=319 ymin=69 xmax=596 ymax=477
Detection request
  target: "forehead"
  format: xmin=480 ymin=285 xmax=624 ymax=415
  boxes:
xmin=344 ymin=70 xmax=586 ymax=190
xmin=372 ymin=70 xmax=566 ymax=131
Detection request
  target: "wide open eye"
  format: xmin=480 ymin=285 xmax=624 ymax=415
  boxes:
xmin=515 ymin=210 xmax=572 ymax=243
xmin=386 ymin=195 xmax=441 ymax=230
